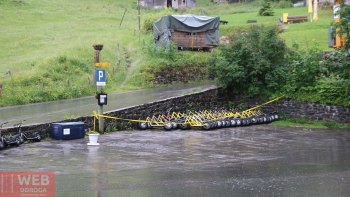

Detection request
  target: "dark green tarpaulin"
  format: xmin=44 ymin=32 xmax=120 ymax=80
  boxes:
xmin=153 ymin=14 xmax=220 ymax=48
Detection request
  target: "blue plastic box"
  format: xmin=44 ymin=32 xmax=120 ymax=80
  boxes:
xmin=51 ymin=122 xmax=85 ymax=140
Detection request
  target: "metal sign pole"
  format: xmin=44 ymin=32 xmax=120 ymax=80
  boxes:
xmin=93 ymin=44 xmax=104 ymax=133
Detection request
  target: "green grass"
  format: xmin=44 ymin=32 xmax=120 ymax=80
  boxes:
xmin=0 ymin=0 xmax=138 ymax=72
xmin=0 ymin=0 xmax=334 ymax=74
xmin=218 ymin=6 xmax=333 ymax=50
xmin=271 ymin=116 xmax=350 ymax=129
xmin=0 ymin=0 xmax=336 ymax=106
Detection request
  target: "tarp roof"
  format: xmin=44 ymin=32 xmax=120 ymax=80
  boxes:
xmin=153 ymin=14 xmax=220 ymax=48
xmin=153 ymin=14 xmax=220 ymax=33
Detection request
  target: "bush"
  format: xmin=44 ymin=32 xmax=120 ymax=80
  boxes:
xmin=259 ymin=0 xmax=274 ymax=16
xmin=142 ymin=8 xmax=173 ymax=32
xmin=283 ymin=46 xmax=324 ymax=94
xmin=143 ymin=14 xmax=161 ymax=32
xmin=283 ymin=49 xmax=350 ymax=106
xmin=322 ymin=50 xmax=350 ymax=79
xmin=314 ymin=75 xmax=349 ymax=105
xmin=209 ymin=25 xmax=288 ymax=96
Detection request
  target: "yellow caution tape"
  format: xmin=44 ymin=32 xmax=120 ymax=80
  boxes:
xmin=92 ymin=96 xmax=283 ymax=128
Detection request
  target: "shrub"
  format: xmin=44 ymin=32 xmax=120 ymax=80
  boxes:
xmin=283 ymin=49 xmax=350 ymax=106
xmin=143 ymin=14 xmax=160 ymax=32
xmin=314 ymin=75 xmax=349 ymax=105
xmin=209 ymin=25 xmax=288 ymax=97
xmin=259 ymin=0 xmax=274 ymax=16
xmin=322 ymin=50 xmax=350 ymax=79
xmin=142 ymin=8 xmax=173 ymax=32
xmin=283 ymin=46 xmax=324 ymax=95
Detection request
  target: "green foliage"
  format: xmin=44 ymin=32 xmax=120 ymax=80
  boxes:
xmin=317 ymin=50 xmax=350 ymax=106
xmin=209 ymin=25 xmax=288 ymax=96
xmin=144 ymin=41 xmax=178 ymax=63
xmin=283 ymin=49 xmax=350 ymax=106
xmin=322 ymin=50 xmax=350 ymax=79
xmin=283 ymin=46 xmax=324 ymax=94
xmin=314 ymin=75 xmax=349 ymax=105
xmin=143 ymin=15 xmax=158 ymax=32
xmin=87 ymin=130 xmax=99 ymax=134
xmin=142 ymin=7 xmax=174 ymax=32
xmin=259 ymin=0 xmax=274 ymax=16
xmin=139 ymin=39 xmax=211 ymax=83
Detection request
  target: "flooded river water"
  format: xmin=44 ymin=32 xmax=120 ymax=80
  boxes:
xmin=1 ymin=125 xmax=349 ymax=197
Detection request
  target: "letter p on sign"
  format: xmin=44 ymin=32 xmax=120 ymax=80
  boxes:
xmin=96 ymin=69 xmax=106 ymax=86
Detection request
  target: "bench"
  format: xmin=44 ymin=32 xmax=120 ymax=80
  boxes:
xmin=246 ymin=19 xmax=257 ymax=24
xmin=284 ymin=15 xmax=308 ymax=24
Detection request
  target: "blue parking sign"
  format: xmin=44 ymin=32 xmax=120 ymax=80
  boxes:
xmin=96 ymin=69 xmax=106 ymax=86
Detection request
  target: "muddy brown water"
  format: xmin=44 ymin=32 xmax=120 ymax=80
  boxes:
xmin=0 ymin=125 xmax=349 ymax=197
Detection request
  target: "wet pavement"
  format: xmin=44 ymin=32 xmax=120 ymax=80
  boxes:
xmin=0 ymin=82 xmax=216 ymax=127
xmin=1 ymin=125 xmax=350 ymax=197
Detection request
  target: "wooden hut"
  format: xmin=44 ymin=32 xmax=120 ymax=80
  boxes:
xmin=153 ymin=14 xmax=220 ymax=50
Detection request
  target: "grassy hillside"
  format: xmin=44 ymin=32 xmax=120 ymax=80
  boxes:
xmin=0 ymin=0 xmax=140 ymax=76
xmin=0 ymin=0 xmax=335 ymax=106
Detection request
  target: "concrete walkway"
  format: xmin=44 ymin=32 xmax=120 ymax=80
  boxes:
xmin=0 ymin=82 xmax=216 ymax=127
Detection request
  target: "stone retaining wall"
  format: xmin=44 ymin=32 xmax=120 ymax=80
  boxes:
xmin=3 ymin=88 xmax=227 ymax=137
xmin=272 ymin=99 xmax=350 ymax=123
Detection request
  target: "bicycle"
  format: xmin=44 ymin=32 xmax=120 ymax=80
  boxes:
xmin=14 ymin=120 xmax=41 ymax=144
xmin=0 ymin=121 xmax=21 ymax=149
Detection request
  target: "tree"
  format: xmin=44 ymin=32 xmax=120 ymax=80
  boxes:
xmin=209 ymin=25 xmax=288 ymax=97
xmin=259 ymin=0 xmax=274 ymax=16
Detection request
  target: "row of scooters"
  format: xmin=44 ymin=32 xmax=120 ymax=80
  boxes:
xmin=0 ymin=121 xmax=41 ymax=150
xmin=137 ymin=111 xmax=279 ymax=130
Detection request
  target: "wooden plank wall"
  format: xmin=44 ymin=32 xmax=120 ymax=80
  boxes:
xmin=172 ymin=31 xmax=207 ymax=49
